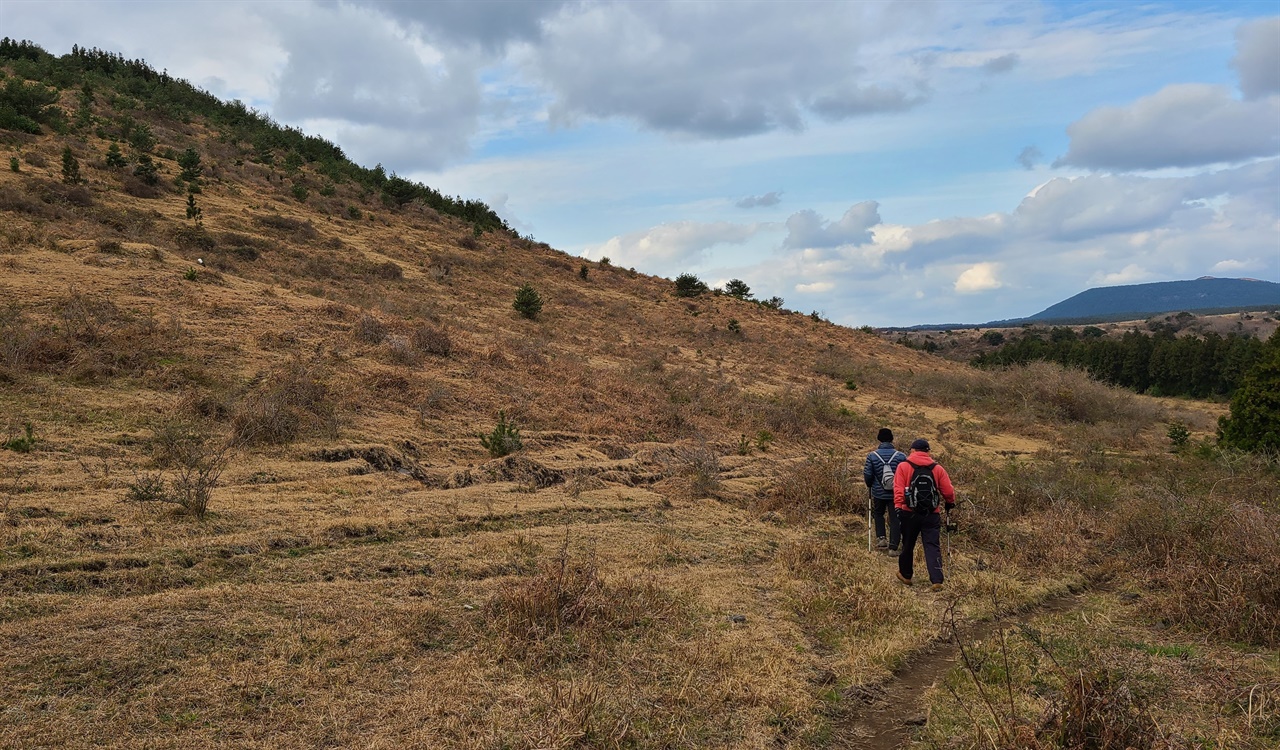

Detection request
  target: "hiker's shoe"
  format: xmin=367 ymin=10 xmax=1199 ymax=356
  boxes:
xmin=929 ymin=583 xmax=944 ymax=592
xmin=875 ymin=537 xmax=889 ymax=549
xmin=886 ymin=546 xmax=900 ymax=557
xmin=896 ymin=571 xmax=912 ymax=586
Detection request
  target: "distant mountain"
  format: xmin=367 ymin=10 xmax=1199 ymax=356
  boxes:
xmin=1027 ymin=277 xmax=1280 ymax=322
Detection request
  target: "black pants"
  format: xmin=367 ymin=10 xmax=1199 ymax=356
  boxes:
xmin=898 ymin=510 xmax=943 ymax=584
xmin=871 ymin=494 xmax=900 ymax=547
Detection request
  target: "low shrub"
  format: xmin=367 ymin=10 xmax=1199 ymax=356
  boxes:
xmin=230 ymin=360 xmax=337 ymax=446
xmin=762 ymin=451 xmax=862 ymax=516
xmin=410 ymin=323 xmax=452 ymax=357
xmin=353 ymin=312 xmax=386 ymax=344
xmin=488 ymin=544 xmax=677 ymax=664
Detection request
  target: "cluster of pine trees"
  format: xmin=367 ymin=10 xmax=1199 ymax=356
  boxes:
xmin=0 ymin=38 xmax=512 ymax=234
xmin=971 ymin=324 xmax=1268 ymax=399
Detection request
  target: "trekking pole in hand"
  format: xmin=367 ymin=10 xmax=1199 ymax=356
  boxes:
xmin=867 ymin=493 xmax=873 ymax=553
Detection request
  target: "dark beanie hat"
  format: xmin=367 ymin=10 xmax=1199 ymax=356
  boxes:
xmin=877 ymin=428 xmax=893 ymax=443
xmin=910 ymin=438 xmax=930 ymax=451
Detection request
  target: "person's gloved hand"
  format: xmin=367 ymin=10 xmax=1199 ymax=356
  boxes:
xmin=945 ymin=502 xmax=955 ymax=511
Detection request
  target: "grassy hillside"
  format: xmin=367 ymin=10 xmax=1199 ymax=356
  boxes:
xmin=1 ymin=52 xmax=1278 ymax=749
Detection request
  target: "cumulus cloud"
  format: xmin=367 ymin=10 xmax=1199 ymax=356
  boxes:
xmin=736 ymin=158 xmax=1280 ymax=325
xmin=270 ymin=3 xmax=482 ymax=170
xmin=737 ymin=191 xmax=782 ymax=209
xmin=1232 ymin=17 xmax=1280 ymax=100
xmin=783 ymin=201 xmax=881 ymax=249
xmin=955 ymin=263 xmax=1003 ymax=293
xmin=1013 ymin=173 xmax=1208 ymax=241
xmin=584 ymin=220 xmax=765 ymax=272
xmin=1016 ymin=145 xmax=1042 ymax=170
xmin=530 ymin=1 xmax=944 ymax=137
xmin=1210 ymin=258 xmax=1263 ymax=274
xmin=1057 ymin=83 xmax=1280 ymax=170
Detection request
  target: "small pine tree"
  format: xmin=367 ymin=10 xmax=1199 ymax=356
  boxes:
xmin=133 ymin=153 xmax=159 ymax=185
xmin=480 ymin=411 xmax=523 ymax=457
xmin=105 ymin=142 xmax=127 ymax=169
xmin=513 ymin=283 xmax=543 ymax=320
xmin=8 ymin=157 xmax=18 ymax=173
xmin=61 ymin=146 xmax=81 ymax=184
xmin=127 ymin=122 xmax=156 ymax=153
xmin=177 ymin=147 xmax=201 ymax=182
xmin=724 ymin=279 xmax=753 ymax=299
xmin=185 ymin=190 xmax=202 ymax=224
xmin=674 ymin=273 xmax=709 ymax=297
xmin=579 ymin=264 xmax=589 ymax=280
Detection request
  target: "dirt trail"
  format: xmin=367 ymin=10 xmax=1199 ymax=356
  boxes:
xmin=835 ymin=589 xmax=1091 ymax=748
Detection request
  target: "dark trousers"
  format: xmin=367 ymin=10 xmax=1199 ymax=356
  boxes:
xmin=871 ymin=494 xmax=900 ymax=547
xmin=898 ymin=510 xmax=943 ymax=584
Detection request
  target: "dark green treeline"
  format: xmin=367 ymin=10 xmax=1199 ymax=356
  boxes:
xmin=972 ymin=324 xmax=1269 ymax=399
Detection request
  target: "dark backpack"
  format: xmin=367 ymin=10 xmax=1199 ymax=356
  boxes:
xmin=905 ymin=462 xmax=939 ymax=513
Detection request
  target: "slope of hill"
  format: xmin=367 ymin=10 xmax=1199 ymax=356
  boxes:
xmin=2 ymin=46 xmax=1278 ymax=750
xmin=1028 ymin=277 xmax=1280 ymax=321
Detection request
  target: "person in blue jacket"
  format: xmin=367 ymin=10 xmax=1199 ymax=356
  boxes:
xmin=863 ymin=428 xmax=906 ymax=554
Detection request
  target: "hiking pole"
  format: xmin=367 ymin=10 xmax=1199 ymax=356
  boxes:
xmin=867 ymin=493 xmax=873 ymax=554
xmin=943 ymin=507 xmax=957 ymax=566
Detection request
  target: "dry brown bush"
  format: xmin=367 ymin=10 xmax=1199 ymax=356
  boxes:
xmin=761 ymin=451 xmax=862 ymax=516
xmin=370 ymin=260 xmax=403 ymax=280
xmin=750 ymin=382 xmax=854 ymax=437
xmin=488 ymin=544 xmax=678 ymax=665
xmin=410 ymin=323 xmax=452 ymax=357
xmin=353 ymin=312 xmax=386 ymax=344
xmin=1113 ymin=480 xmax=1280 ymax=647
xmin=0 ymin=185 xmax=61 ymax=218
xmin=121 ymin=175 xmax=160 ymax=199
xmin=253 ymin=213 xmax=318 ymax=239
xmin=230 ymin=360 xmax=338 ymax=446
xmin=903 ymin=361 xmax=1164 ymax=431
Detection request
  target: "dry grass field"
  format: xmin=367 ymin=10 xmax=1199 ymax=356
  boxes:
xmin=1 ymin=83 xmax=1277 ymax=749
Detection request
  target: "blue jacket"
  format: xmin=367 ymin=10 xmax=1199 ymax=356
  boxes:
xmin=864 ymin=443 xmax=906 ymax=500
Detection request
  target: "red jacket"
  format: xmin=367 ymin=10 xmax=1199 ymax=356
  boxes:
xmin=893 ymin=451 xmax=955 ymax=513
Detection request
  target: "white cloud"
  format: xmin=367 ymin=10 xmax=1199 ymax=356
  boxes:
xmin=584 ymin=220 xmax=766 ymax=272
xmin=1058 ymin=84 xmax=1280 ymax=170
xmin=724 ymin=158 xmax=1280 ymax=325
xmin=1091 ymin=264 xmax=1152 ymax=286
xmin=1233 ymin=17 xmax=1280 ymax=100
xmin=955 ymin=263 xmax=1003 ymax=293
xmin=1210 ymin=258 xmax=1262 ymax=274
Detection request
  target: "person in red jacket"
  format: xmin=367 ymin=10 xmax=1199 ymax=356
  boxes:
xmin=893 ymin=438 xmax=956 ymax=591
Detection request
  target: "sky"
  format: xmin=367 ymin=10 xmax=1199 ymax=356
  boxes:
xmin=3 ymin=0 xmax=1279 ymax=326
